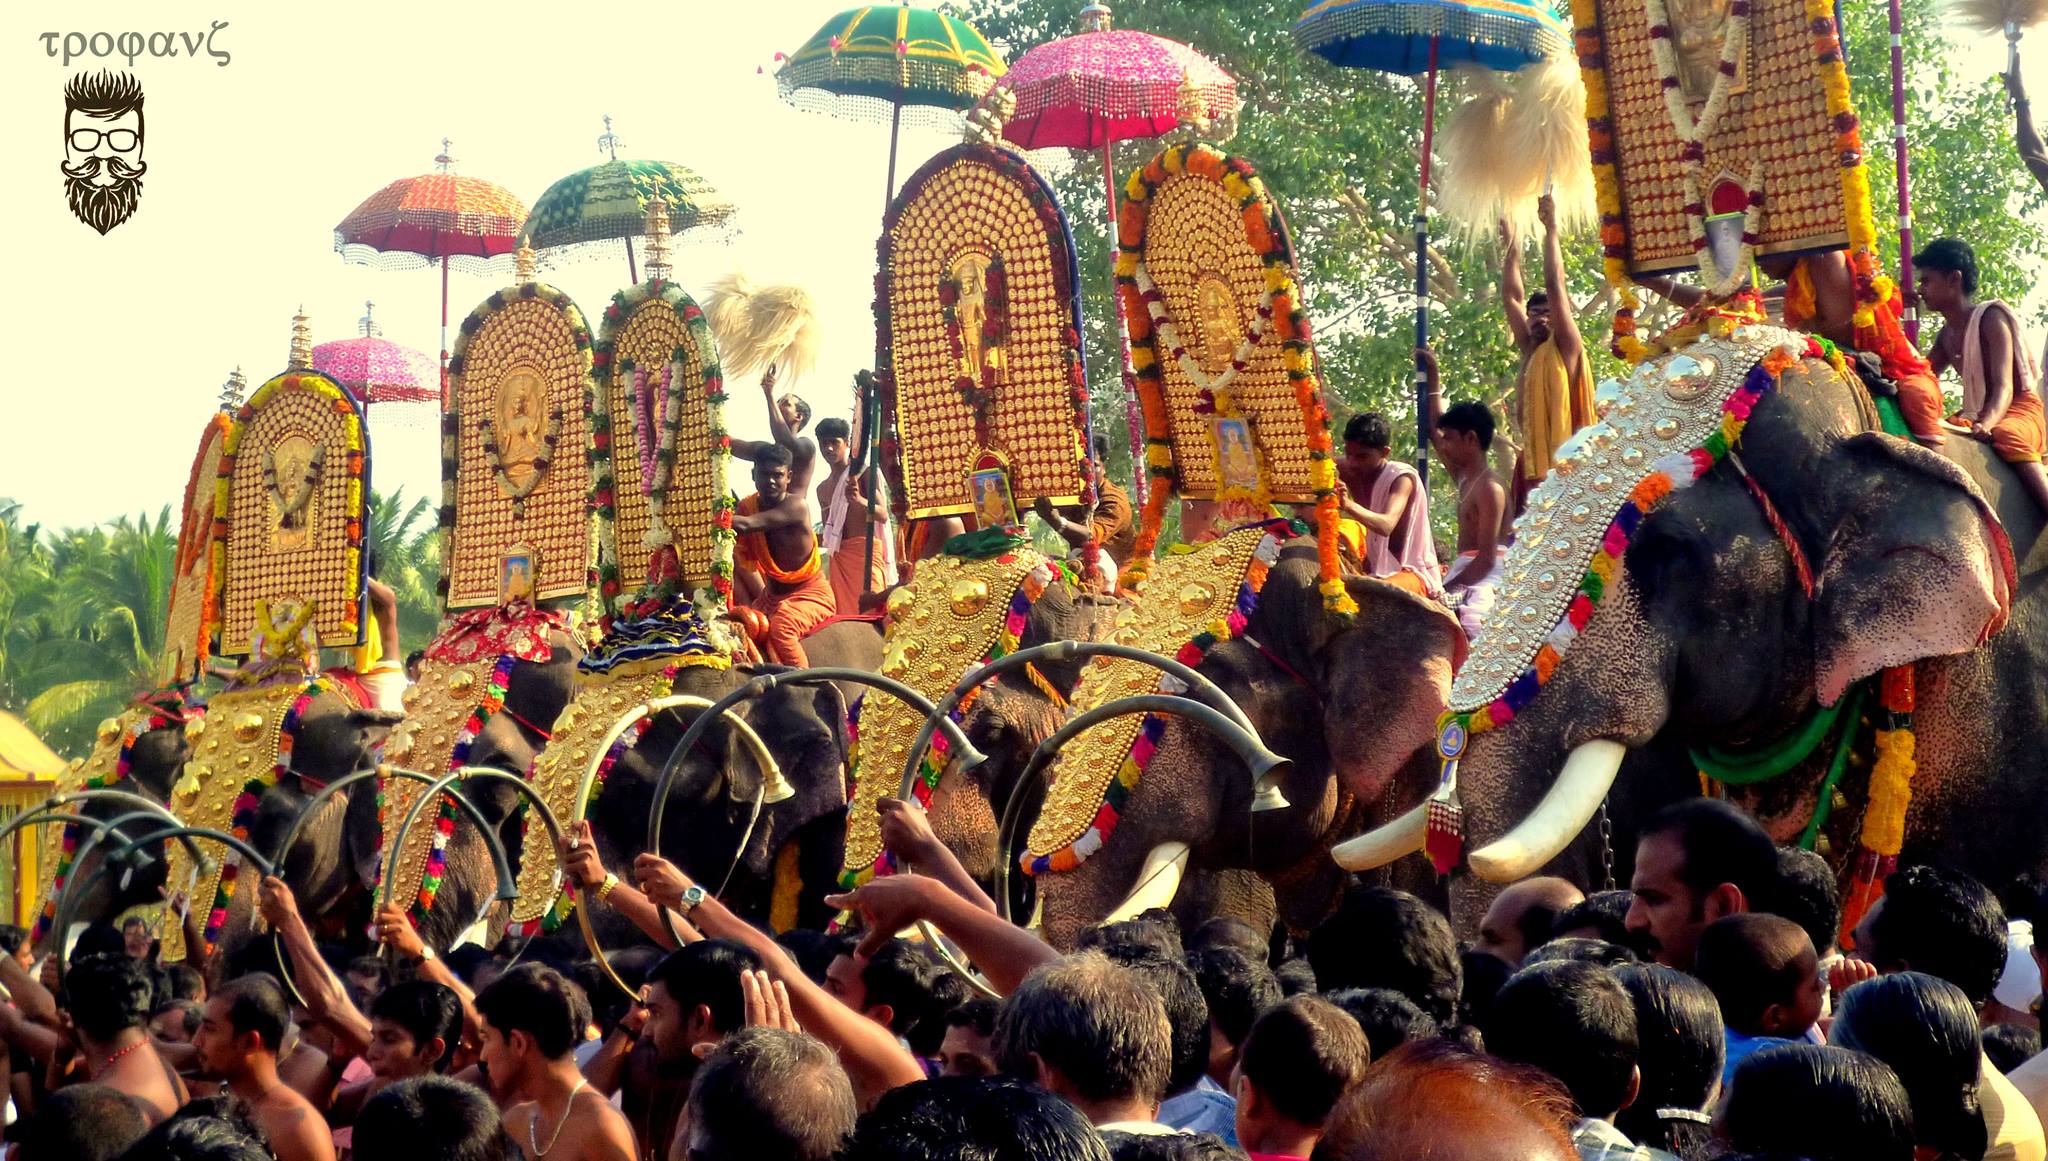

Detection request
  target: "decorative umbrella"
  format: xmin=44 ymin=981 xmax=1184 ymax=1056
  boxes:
xmin=520 ymin=119 xmax=738 ymax=283
xmin=1295 ymin=0 xmax=1569 ymax=484
xmin=334 ymin=140 xmax=527 ymax=406
xmin=313 ymin=301 xmax=437 ymax=407
xmin=987 ymin=2 xmax=1239 ymax=507
xmin=776 ymin=3 xmax=1007 ymax=208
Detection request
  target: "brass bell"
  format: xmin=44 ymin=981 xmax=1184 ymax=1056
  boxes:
xmin=233 ymin=713 xmax=266 ymax=743
xmin=95 ymin=718 xmax=122 ymax=747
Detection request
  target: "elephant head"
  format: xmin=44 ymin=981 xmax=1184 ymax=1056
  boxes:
xmin=1027 ymin=551 xmax=1463 ymax=949
xmin=42 ymin=710 xmax=198 ymax=951
xmin=1341 ymin=346 xmax=2016 ymax=934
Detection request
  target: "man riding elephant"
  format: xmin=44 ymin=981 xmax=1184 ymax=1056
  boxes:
xmin=733 ymin=446 xmax=836 ymax=667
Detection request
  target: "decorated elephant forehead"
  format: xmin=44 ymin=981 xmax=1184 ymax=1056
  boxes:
xmin=1447 ymin=324 xmax=1814 ymax=724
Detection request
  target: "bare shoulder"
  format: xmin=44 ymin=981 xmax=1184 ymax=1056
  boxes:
xmin=569 ymin=1092 xmax=637 ymax=1161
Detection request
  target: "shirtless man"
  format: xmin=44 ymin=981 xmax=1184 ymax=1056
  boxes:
xmin=732 ymin=446 xmax=836 ymax=667
xmin=192 ymin=975 xmax=335 ymax=1161
xmin=815 ymin=415 xmax=893 ymax=613
xmin=729 ymin=368 xmax=818 ymax=497
xmin=42 ymin=953 xmax=186 ymax=1123
xmin=475 ymin=964 xmax=634 ymax=1161
xmin=1033 ymin=434 xmax=1136 ymax=592
xmin=1422 ymin=346 xmax=1509 ymax=638
xmin=1502 ymin=196 xmax=1596 ymax=511
xmin=1917 ymin=236 xmax=2048 ymax=514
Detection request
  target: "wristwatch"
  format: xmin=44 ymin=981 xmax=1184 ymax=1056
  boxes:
xmin=595 ymin=872 xmax=620 ymax=903
xmin=409 ymin=944 xmax=436 ymax=965
xmin=678 ymin=884 xmax=707 ymax=914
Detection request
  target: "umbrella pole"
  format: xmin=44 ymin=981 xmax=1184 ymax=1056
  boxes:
xmin=1890 ymin=0 xmax=1916 ymax=340
xmin=1413 ymin=38 xmax=1440 ymax=486
xmin=861 ymin=378 xmax=881 ymax=595
xmin=884 ymin=95 xmax=905 ymax=210
xmin=439 ymin=255 xmax=451 ymax=410
xmin=1102 ymin=137 xmax=1145 ymax=510
xmin=625 ymin=236 xmax=640 ymax=285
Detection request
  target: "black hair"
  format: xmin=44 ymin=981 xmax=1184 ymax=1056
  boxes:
xmin=1188 ymin=917 xmax=1267 ymax=959
xmin=1239 ymin=995 xmax=1369 ymax=1126
xmin=63 ymin=952 xmax=152 ymax=1041
xmin=1325 ymin=987 xmax=1438 ymax=1057
xmin=1913 ymin=237 xmax=1979 ymax=296
xmin=348 ymin=954 xmax=394 ymax=992
xmin=121 ymin=1116 xmax=269 ymax=1161
xmin=859 ymin=939 xmax=948 ymax=1044
xmin=1456 ymin=950 xmax=1512 ymax=1030
xmin=815 ymin=417 xmax=851 ymax=444
xmin=1077 ymin=911 xmax=1183 ymax=959
xmin=443 ymin=944 xmax=494 ymax=986
xmin=1187 ymin=946 xmax=1282 ymax=1048
xmin=787 ymin=395 xmax=813 ymax=429
xmin=216 ymin=973 xmax=290 ymax=1054
xmin=1772 ymin=846 xmax=1842 ymax=955
xmin=474 ymin=963 xmax=588 ymax=1061
xmin=12 ymin=1083 xmax=149 ymax=1161
xmin=946 ymin=996 xmax=1000 ymax=1038
xmin=1343 ymin=413 xmax=1392 ymax=450
xmin=65 ymin=69 xmax=144 ymax=118
xmin=1832 ymin=973 xmax=1989 ymax=1161
xmin=356 ymin=1076 xmax=510 ymax=1161
xmin=121 ymin=916 xmax=148 ymax=933
xmin=1865 ymin=864 xmax=2008 ymax=1008
xmin=1435 ymin=401 xmax=1495 ymax=450
xmin=754 ymin=443 xmax=795 ymax=470
xmin=1640 ymin=798 xmax=1779 ymax=908
xmin=1099 ymin=944 xmax=1210 ymax=1097
xmin=1694 ymin=913 xmax=1814 ymax=1036
xmin=0 ymin=924 xmax=27 ymax=956
xmin=1721 ymin=1045 xmax=1914 ymax=1161
xmin=1274 ymin=957 xmax=1317 ymax=996
xmin=649 ymin=938 xmax=761 ymax=1037
xmin=1101 ymin=1132 xmax=1238 ymax=1161
xmin=1526 ymin=289 xmax=1552 ymax=312
xmin=994 ymin=951 xmax=1172 ymax=1105
xmin=578 ymin=946 xmax=664 ymax=1037
xmin=1483 ymin=960 xmax=1640 ymax=1120
xmin=777 ymin=929 xmax=852 ymax=986
xmin=844 ymin=1075 xmax=1110 ymax=1161
xmin=1306 ymin=886 xmax=1461 ymax=1025
xmin=687 ymin=1027 xmax=856 ymax=1161
xmin=153 ymin=999 xmax=203 ymax=1038
xmin=73 ymin=922 xmax=126 ymax=960
xmin=370 ymin=980 xmax=465 ymax=1072
xmin=1613 ymin=964 xmax=1725 ymax=1160
xmin=1554 ymin=889 xmax=1637 ymax=946
xmin=1984 ymin=1022 xmax=2042 ymax=1074
xmin=1522 ymin=937 xmax=1639 ymax=968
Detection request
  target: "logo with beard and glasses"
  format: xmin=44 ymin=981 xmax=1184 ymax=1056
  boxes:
xmin=62 ymin=69 xmax=146 ymax=235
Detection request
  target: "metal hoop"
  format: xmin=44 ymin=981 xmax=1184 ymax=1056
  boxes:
xmin=269 ymin=766 xmax=518 ymax=905
xmin=54 ymin=824 xmax=281 ymax=990
xmin=991 ymin=694 xmax=1291 ymax=927
xmin=0 ymin=791 xmax=204 ymax=869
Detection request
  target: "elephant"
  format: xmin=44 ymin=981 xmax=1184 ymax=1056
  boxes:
xmin=37 ymin=711 xmax=195 ymax=952
xmin=1016 ymin=550 xmax=1464 ymax=950
xmin=1335 ymin=339 xmax=2046 ymax=936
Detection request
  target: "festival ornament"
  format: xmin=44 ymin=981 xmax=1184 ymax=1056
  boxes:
xmin=701 ymin=272 xmax=821 ymax=385
xmin=520 ymin=120 xmax=737 ymax=283
xmin=312 ymin=301 xmax=437 ymax=408
xmin=1949 ymin=0 xmax=2048 ymax=75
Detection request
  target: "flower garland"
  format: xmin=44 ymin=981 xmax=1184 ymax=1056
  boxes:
xmin=33 ymin=701 xmax=190 ymax=945
xmin=478 ymin=408 xmax=562 ymax=517
xmin=1114 ymin=142 xmax=1352 ymax=617
xmin=1020 ymin=521 xmax=1292 ymax=876
xmin=1643 ymin=0 xmax=1750 ymax=151
xmin=217 ymin=373 xmax=367 ymax=644
xmin=1805 ymin=0 xmax=1893 ymax=328
xmin=407 ymin=653 xmax=519 ymax=921
xmin=938 ymin=253 xmax=1010 ymax=447
xmin=1131 ymin=263 xmax=1275 ymax=402
xmin=1574 ymin=0 xmax=1650 ymax=363
xmin=444 ymin=281 xmax=595 ymax=612
xmin=1839 ymin=663 xmax=1917 ymax=947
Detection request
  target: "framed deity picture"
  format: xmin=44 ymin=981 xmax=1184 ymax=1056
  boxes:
xmin=969 ymin=464 xmax=1019 ymax=530
xmin=500 ymin=546 xmax=535 ymax=604
xmin=1212 ymin=416 xmax=1262 ymax=496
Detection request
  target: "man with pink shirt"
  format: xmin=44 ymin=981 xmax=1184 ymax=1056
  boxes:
xmin=1337 ymin=412 xmax=1442 ymax=599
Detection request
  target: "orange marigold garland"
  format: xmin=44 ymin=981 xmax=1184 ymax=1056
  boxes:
xmin=1805 ymin=0 xmax=1894 ymax=329
xmin=1838 ymin=663 xmax=1917 ymax=949
xmin=1574 ymin=0 xmax=1649 ymax=363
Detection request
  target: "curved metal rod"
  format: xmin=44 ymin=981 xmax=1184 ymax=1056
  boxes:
xmin=64 ymin=810 xmax=217 ymax=908
xmin=381 ymin=768 xmax=630 ymax=1001
xmin=55 ymin=824 xmax=279 ymax=984
xmin=991 ymin=694 xmax=1292 ymax=927
xmin=641 ymin=669 xmax=987 ymax=948
xmin=0 ymin=791 xmax=204 ymax=866
xmin=898 ymin=641 xmax=1254 ymax=808
xmin=269 ymin=766 xmax=518 ymax=905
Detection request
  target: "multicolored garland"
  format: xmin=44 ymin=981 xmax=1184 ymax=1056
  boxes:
xmin=1807 ymin=0 xmax=1892 ymax=329
xmin=1114 ymin=142 xmax=1352 ymax=617
xmin=165 ymin=414 xmax=231 ymax=685
xmin=1020 ymin=520 xmax=1292 ymax=876
xmin=396 ymin=653 xmax=519 ymax=921
xmin=1839 ymin=664 xmax=1917 ymax=946
xmin=217 ymin=373 xmax=368 ymax=645
xmin=202 ymin=676 xmax=326 ymax=945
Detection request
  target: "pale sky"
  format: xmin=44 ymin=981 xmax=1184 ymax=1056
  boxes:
xmin=0 ymin=3 xmax=2041 ymax=531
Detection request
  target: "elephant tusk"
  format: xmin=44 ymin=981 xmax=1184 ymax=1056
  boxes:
xmin=1101 ymin=842 xmax=1191 ymax=925
xmin=1327 ymin=802 xmax=1428 ymax=870
xmin=1468 ymin=739 xmax=1627 ymax=883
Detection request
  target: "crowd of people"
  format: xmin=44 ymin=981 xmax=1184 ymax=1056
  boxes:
xmin=3 ymin=795 xmax=2048 ymax=1161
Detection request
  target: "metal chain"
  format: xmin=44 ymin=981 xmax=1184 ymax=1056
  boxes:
xmin=1598 ymin=798 xmax=1616 ymax=892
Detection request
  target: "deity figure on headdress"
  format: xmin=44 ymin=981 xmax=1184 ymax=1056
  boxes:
xmin=1671 ymin=0 xmax=1745 ymax=103
xmin=1195 ymin=275 xmax=1243 ymax=373
xmin=497 ymin=367 xmax=547 ymax=489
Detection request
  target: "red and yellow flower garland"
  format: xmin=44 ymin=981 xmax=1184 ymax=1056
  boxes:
xmin=1839 ymin=663 xmax=1917 ymax=947
xmin=1805 ymin=0 xmax=1893 ymax=328
xmin=1113 ymin=142 xmax=1352 ymax=616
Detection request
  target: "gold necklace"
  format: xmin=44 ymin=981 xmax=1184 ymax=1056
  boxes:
xmin=527 ymin=1078 xmax=587 ymax=1158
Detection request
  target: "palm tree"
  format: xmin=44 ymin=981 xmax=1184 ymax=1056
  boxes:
xmin=366 ymin=489 xmax=443 ymax=656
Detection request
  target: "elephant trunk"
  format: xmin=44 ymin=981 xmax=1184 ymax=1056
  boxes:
xmin=1466 ymin=739 xmax=1628 ymax=882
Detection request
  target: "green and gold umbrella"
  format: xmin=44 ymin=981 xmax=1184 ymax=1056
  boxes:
xmin=775 ymin=3 xmax=1006 ymax=207
xmin=519 ymin=127 xmax=737 ymax=281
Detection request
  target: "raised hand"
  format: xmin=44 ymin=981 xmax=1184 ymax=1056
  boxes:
xmin=257 ymin=876 xmax=300 ymax=930
xmin=375 ymin=901 xmax=427 ymax=962
xmin=823 ymin=875 xmax=936 ymax=959
xmin=559 ymin=820 xmax=607 ymax=891
xmin=877 ymin=797 xmax=941 ymax=865
xmin=633 ymin=853 xmax=694 ymax=911
xmin=742 ymin=969 xmax=802 ymax=1033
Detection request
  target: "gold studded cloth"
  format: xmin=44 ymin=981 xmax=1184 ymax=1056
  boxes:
xmin=164 ymin=416 xmax=229 ymax=686
xmin=840 ymin=548 xmax=1052 ymax=881
xmin=1026 ymin=525 xmax=1269 ymax=861
xmin=513 ymin=669 xmax=677 ymax=925
xmin=32 ymin=718 xmax=131 ymax=939
xmin=445 ymin=287 xmax=595 ymax=610
xmin=380 ymin=657 xmax=502 ymax=913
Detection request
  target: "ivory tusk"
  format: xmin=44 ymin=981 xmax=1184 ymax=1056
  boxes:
xmin=1328 ymin=802 xmax=1428 ymax=871
xmin=1468 ymin=739 xmax=1627 ymax=883
xmin=1100 ymin=842 xmax=1191 ymax=925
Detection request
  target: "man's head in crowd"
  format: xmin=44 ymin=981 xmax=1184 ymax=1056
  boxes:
xmin=1325 ymin=988 xmax=1436 ymax=1058
xmin=644 ymin=939 xmax=760 ymax=1066
xmin=152 ymin=999 xmax=202 ymax=1044
xmin=1476 ymin=876 xmax=1585 ymax=967
xmin=12 ymin=1083 xmax=149 ymax=1161
xmin=121 ymin=1103 xmax=272 ymax=1161
xmin=1188 ymin=917 xmax=1268 ymax=960
xmin=1484 ymin=960 xmax=1640 ymax=1124
xmin=1552 ymin=890 xmax=1635 ymax=947
xmin=1612 ymin=964 xmax=1725 ymax=1156
xmin=816 ymin=417 xmax=851 ymax=470
xmin=683 ymin=1027 xmax=857 ymax=1161
xmin=1717 ymin=1044 xmax=1914 ymax=1161
xmin=1521 ymin=937 xmax=1637 ymax=969
xmin=1694 ymin=913 xmax=1823 ymax=1041
xmin=826 ymin=938 xmax=945 ymax=1042
xmin=165 ymin=963 xmax=206 ymax=1003
xmin=193 ymin=974 xmax=291 ymax=1082
xmin=843 ymin=1075 xmax=1111 ymax=1161
xmin=1099 ymin=944 xmax=1211 ymax=1100
xmin=1626 ymin=799 xmax=1777 ymax=970
xmin=347 ymin=955 xmax=393 ymax=998
xmin=0 ymin=923 xmax=32 ymax=971
xmin=1188 ymin=946 xmax=1283 ymax=1089
xmin=123 ymin=916 xmax=152 ymax=960
xmin=1315 ymin=1040 xmax=1576 ymax=1161
xmin=1854 ymin=863 xmax=2008 ymax=1011
xmin=1831 ymin=972 xmax=1990 ymax=1161
xmin=1773 ymin=846 xmax=1842 ymax=957
xmin=474 ymin=963 xmax=589 ymax=1100
xmin=355 ymin=1076 xmax=510 ymax=1161
xmin=995 ymin=951 xmax=1173 ymax=1125
xmin=1233 ymin=996 xmax=1368 ymax=1157
xmin=1307 ymin=886 xmax=1461 ymax=1025
xmin=940 ymin=997 xmax=1001 ymax=1078
xmin=366 ymin=980 xmax=464 ymax=1079
xmin=1077 ymin=912 xmax=1184 ymax=959
xmin=65 ymin=951 xmax=154 ymax=1044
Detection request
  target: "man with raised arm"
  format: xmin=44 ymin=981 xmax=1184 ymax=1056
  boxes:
xmin=1422 ymin=346 xmax=1509 ymax=638
xmin=815 ymin=413 xmax=896 ymax=614
xmin=727 ymin=367 xmax=818 ymax=496
xmin=731 ymin=445 xmax=836 ymax=667
xmin=1501 ymin=195 xmax=1596 ymax=511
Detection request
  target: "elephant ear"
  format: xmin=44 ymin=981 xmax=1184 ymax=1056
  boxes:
xmin=1813 ymin=432 xmax=2015 ymax=705
xmin=1317 ymin=574 xmax=1463 ymax=805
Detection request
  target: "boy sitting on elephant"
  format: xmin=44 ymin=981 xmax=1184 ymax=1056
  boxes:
xmin=1915 ymin=237 xmax=2048 ymax=516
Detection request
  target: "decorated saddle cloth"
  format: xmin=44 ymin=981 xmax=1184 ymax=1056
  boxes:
xmin=1021 ymin=522 xmax=1293 ymax=876
xmin=839 ymin=540 xmax=1066 ymax=888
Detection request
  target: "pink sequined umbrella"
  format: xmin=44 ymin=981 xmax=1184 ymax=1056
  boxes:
xmin=313 ymin=302 xmax=436 ymax=407
xmin=986 ymin=2 xmax=1237 ymax=505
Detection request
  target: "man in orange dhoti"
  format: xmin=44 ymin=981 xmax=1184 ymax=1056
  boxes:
xmin=1917 ymin=238 xmax=2048 ymax=515
xmin=1503 ymin=196 xmax=1598 ymax=512
xmin=815 ymin=418 xmax=896 ymax=614
xmin=732 ymin=446 xmax=837 ymax=667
